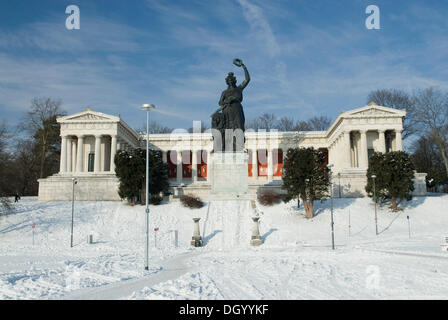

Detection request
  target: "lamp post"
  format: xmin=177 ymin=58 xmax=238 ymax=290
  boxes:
xmin=338 ymin=172 xmax=341 ymax=198
xmin=327 ymin=164 xmax=335 ymax=250
xmin=141 ymin=104 xmax=155 ymax=271
xmin=372 ymin=174 xmax=378 ymax=236
xmin=70 ymin=177 xmax=78 ymax=248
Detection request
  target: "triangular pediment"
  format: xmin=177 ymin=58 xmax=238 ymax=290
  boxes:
xmin=58 ymin=108 xmax=119 ymax=122
xmin=344 ymin=104 xmax=406 ymax=118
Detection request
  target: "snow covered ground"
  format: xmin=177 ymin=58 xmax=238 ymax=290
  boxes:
xmin=0 ymin=195 xmax=447 ymax=299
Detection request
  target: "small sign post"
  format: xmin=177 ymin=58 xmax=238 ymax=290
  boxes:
xmin=154 ymin=227 xmax=159 ymax=248
xmin=407 ymin=215 xmax=411 ymax=239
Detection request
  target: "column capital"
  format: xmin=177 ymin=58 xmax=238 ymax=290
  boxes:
xmin=377 ymin=129 xmax=386 ymax=134
xmin=77 ymin=134 xmax=85 ymax=139
xmin=359 ymin=129 xmax=367 ymax=134
xmin=94 ymin=134 xmax=103 ymax=138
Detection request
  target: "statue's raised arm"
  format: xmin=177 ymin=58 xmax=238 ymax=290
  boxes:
xmin=233 ymin=58 xmax=250 ymax=90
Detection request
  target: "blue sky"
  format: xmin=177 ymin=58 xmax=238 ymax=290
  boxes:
xmin=0 ymin=0 xmax=447 ymax=131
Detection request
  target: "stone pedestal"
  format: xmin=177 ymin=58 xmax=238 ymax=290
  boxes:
xmin=191 ymin=218 xmax=203 ymax=247
xmin=250 ymin=217 xmax=262 ymax=246
xmin=38 ymin=173 xmax=121 ymax=201
xmin=209 ymin=151 xmax=253 ymax=200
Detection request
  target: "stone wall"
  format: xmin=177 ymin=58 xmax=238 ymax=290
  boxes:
xmin=38 ymin=174 xmax=121 ymax=201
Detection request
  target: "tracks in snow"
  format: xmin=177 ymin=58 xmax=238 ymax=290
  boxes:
xmin=202 ymin=200 xmax=253 ymax=249
xmin=59 ymin=251 xmax=200 ymax=300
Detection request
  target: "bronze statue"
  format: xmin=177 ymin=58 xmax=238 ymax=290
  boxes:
xmin=212 ymin=59 xmax=250 ymax=151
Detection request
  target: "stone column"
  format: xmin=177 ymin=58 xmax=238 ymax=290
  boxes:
xmin=378 ymin=130 xmax=386 ymax=153
xmin=192 ymin=149 xmax=198 ymax=183
xmin=72 ymin=138 xmax=77 ymax=173
xmin=343 ymin=131 xmax=351 ymax=169
xmin=395 ymin=130 xmax=403 ymax=151
xmin=267 ymin=149 xmax=273 ymax=181
xmin=60 ymin=135 xmax=68 ymax=173
xmin=360 ymin=130 xmax=368 ymax=169
xmin=253 ymin=149 xmax=258 ymax=178
xmin=352 ymin=136 xmax=358 ymax=167
xmin=76 ymin=135 xmax=84 ymax=173
xmin=94 ymin=135 xmax=102 ymax=173
xmin=334 ymin=137 xmax=340 ymax=171
xmin=110 ymin=135 xmax=117 ymax=173
xmin=162 ymin=150 xmax=167 ymax=163
xmin=176 ymin=151 xmax=182 ymax=184
xmin=207 ymin=149 xmax=213 ymax=184
xmin=67 ymin=138 xmax=72 ymax=172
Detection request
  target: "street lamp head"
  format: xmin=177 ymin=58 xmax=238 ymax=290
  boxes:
xmin=141 ymin=104 xmax=156 ymax=111
xmin=327 ymin=164 xmax=334 ymax=169
xmin=371 ymin=174 xmax=376 ymax=179
xmin=72 ymin=177 xmax=78 ymax=184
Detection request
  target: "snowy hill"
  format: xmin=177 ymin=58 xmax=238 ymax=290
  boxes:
xmin=0 ymin=195 xmax=447 ymax=299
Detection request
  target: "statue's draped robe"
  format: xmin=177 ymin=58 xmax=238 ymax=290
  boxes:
xmin=219 ymin=85 xmax=245 ymax=131
xmin=212 ymin=85 xmax=246 ymax=151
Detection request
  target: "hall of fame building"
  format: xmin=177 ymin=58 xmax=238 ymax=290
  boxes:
xmin=38 ymin=102 xmax=427 ymax=201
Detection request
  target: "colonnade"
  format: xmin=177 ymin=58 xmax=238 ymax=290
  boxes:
xmin=330 ymin=129 xmax=403 ymax=170
xmin=59 ymin=134 xmax=133 ymax=173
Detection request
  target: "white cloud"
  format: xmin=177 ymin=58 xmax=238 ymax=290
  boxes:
xmin=236 ymin=0 xmax=280 ymax=57
xmin=0 ymin=18 xmax=145 ymax=53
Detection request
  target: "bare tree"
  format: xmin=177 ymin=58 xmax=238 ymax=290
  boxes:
xmin=277 ymin=116 xmax=295 ymax=131
xmin=11 ymin=139 xmax=41 ymax=195
xmin=294 ymin=120 xmax=312 ymax=131
xmin=0 ymin=121 xmax=13 ymax=212
xmin=135 ymin=120 xmax=173 ymax=134
xmin=410 ymin=134 xmax=447 ymax=190
xmin=258 ymin=113 xmax=278 ymax=130
xmin=367 ymin=89 xmax=415 ymax=139
xmin=307 ymin=116 xmax=332 ymax=131
xmin=245 ymin=117 xmax=262 ymax=130
xmin=247 ymin=114 xmax=332 ymax=132
xmin=0 ymin=121 xmax=10 ymax=195
xmin=412 ymin=88 xmax=448 ymax=177
xmin=246 ymin=113 xmax=278 ymax=130
xmin=19 ymin=98 xmax=66 ymax=179
xmin=0 ymin=121 xmax=7 ymax=153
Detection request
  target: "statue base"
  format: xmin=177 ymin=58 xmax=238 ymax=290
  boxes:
xmin=250 ymin=237 xmax=262 ymax=246
xmin=209 ymin=151 xmax=253 ymax=200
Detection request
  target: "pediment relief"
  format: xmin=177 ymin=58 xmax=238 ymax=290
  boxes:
xmin=345 ymin=106 xmax=404 ymax=118
xmin=60 ymin=110 xmax=119 ymax=123
xmin=351 ymin=109 xmax=395 ymax=116
xmin=66 ymin=113 xmax=112 ymax=121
